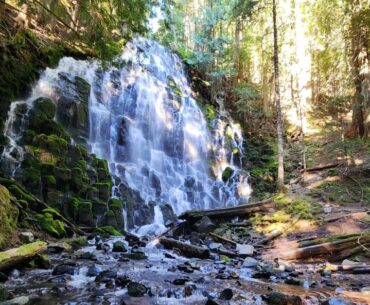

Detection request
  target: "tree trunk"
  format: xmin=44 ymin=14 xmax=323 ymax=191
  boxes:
xmin=273 ymin=0 xmax=285 ymax=190
xmin=233 ymin=17 xmax=241 ymax=85
xmin=160 ymin=238 xmax=210 ymax=259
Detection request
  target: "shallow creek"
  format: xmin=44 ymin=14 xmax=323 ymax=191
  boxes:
xmin=4 ymin=237 xmax=370 ymax=305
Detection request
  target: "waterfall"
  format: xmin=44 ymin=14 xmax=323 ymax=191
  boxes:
xmin=1 ymin=38 xmax=251 ymax=233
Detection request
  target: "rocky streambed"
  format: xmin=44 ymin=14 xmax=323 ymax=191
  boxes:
xmin=1 ymin=224 xmax=370 ymax=305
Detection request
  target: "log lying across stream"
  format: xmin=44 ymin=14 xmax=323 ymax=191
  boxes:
xmin=0 ymin=241 xmax=47 ymax=272
xmin=160 ymin=238 xmax=210 ymax=259
xmin=179 ymin=198 xmax=274 ymax=221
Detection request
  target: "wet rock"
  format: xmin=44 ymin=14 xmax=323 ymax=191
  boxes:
xmin=87 ymin=265 xmax=101 ymax=277
xmin=120 ymin=252 xmax=147 ymax=260
xmin=113 ymin=241 xmax=128 ymax=253
xmin=263 ymin=292 xmax=303 ymax=305
xmin=236 ymin=243 xmax=254 ymax=257
xmin=52 ymin=264 xmax=75 ymax=276
xmin=115 ymin=275 xmax=131 ymax=288
xmin=0 ymin=296 xmax=29 ymax=305
xmin=34 ymin=254 xmax=51 ymax=269
xmin=183 ymin=284 xmax=196 ymax=297
xmin=194 ymin=216 xmax=215 ymax=233
xmin=284 ymin=277 xmax=301 ymax=286
xmin=160 ymin=203 xmax=177 ymax=225
xmin=242 ymin=257 xmax=258 ymax=268
xmin=173 ymin=278 xmax=189 ymax=285
xmin=0 ymin=284 xmax=9 ymax=301
xmin=205 ymin=300 xmax=220 ymax=305
xmin=19 ymin=232 xmax=34 ymax=243
xmin=219 ymin=288 xmax=233 ymax=300
xmin=95 ymin=270 xmax=117 ymax=283
xmin=0 ymin=272 xmax=8 ymax=283
xmin=177 ymin=264 xmax=194 ymax=273
xmin=9 ymin=270 xmax=21 ymax=279
xmin=47 ymin=242 xmax=72 ymax=254
xmin=164 ymin=252 xmax=176 ymax=259
xmin=78 ymin=252 xmax=97 ymax=260
xmin=208 ymin=243 xmax=223 ymax=250
xmin=127 ymin=282 xmax=147 ymax=297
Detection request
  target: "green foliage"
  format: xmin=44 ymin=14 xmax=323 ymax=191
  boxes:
xmin=96 ymin=226 xmax=123 ymax=237
xmin=36 ymin=212 xmax=66 ymax=238
xmin=0 ymin=185 xmax=18 ymax=249
xmin=274 ymin=194 xmax=320 ymax=220
xmin=234 ymin=83 xmax=262 ymax=116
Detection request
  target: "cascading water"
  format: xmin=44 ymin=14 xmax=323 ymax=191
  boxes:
xmin=1 ymin=37 xmax=251 ymax=234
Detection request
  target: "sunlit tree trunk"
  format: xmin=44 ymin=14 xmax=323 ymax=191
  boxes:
xmin=348 ymin=0 xmax=369 ymax=138
xmin=273 ymin=0 xmax=285 ymax=190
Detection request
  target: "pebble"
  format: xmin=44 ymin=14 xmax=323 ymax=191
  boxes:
xmin=219 ymin=288 xmax=233 ymax=300
xmin=127 ymin=282 xmax=147 ymax=297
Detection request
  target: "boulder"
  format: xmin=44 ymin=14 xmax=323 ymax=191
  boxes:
xmin=242 ymin=257 xmax=258 ymax=268
xmin=236 ymin=244 xmax=254 ymax=257
xmin=160 ymin=203 xmax=177 ymax=225
xmin=194 ymin=216 xmax=215 ymax=233
xmin=127 ymin=282 xmax=147 ymax=297
xmin=112 ymin=240 xmax=128 ymax=253
xmin=0 ymin=186 xmax=19 ymax=249
xmin=0 ymin=296 xmax=29 ymax=305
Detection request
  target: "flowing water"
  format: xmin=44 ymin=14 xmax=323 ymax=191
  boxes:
xmin=0 ymin=37 xmax=251 ymax=233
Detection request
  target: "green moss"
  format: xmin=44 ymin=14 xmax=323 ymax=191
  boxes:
xmin=42 ymin=175 xmax=56 ymax=187
xmin=0 ymin=185 xmax=18 ymax=249
xmin=222 ymin=167 xmax=234 ymax=182
xmin=23 ymin=167 xmax=41 ymax=181
xmin=274 ymin=194 xmax=320 ymax=220
xmin=36 ymin=212 xmax=66 ymax=237
xmin=96 ymin=226 xmax=123 ymax=236
xmin=35 ymin=134 xmax=69 ymax=154
xmin=108 ymin=198 xmax=123 ymax=210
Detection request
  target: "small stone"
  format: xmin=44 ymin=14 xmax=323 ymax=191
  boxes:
xmin=321 ymin=298 xmax=352 ymax=305
xmin=284 ymin=277 xmax=301 ymax=286
xmin=87 ymin=265 xmax=100 ymax=277
xmin=236 ymin=244 xmax=254 ymax=257
xmin=183 ymin=285 xmax=195 ymax=297
xmin=115 ymin=275 xmax=130 ymax=288
xmin=205 ymin=300 xmax=219 ymax=305
xmin=127 ymin=282 xmax=147 ymax=297
xmin=95 ymin=270 xmax=117 ymax=283
xmin=78 ymin=252 xmax=97 ymax=260
xmin=34 ymin=254 xmax=51 ymax=269
xmin=243 ymin=257 xmax=258 ymax=268
xmin=19 ymin=232 xmax=34 ymax=243
xmin=112 ymin=240 xmax=128 ymax=253
xmin=219 ymin=288 xmax=233 ymax=300
xmin=263 ymin=292 xmax=303 ymax=305
xmin=208 ymin=243 xmax=223 ymax=250
xmin=164 ymin=252 xmax=176 ymax=259
xmin=52 ymin=264 xmax=75 ymax=276
xmin=173 ymin=278 xmax=189 ymax=285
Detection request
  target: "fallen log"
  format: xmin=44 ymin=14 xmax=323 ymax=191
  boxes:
xmin=0 ymin=241 xmax=47 ymax=272
xmin=300 ymin=163 xmax=339 ymax=173
xmin=159 ymin=238 xmax=210 ymax=259
xmin=179 ymin=198 xmax=274 ymax=221
xmin=264 ymin=234 xmax=370 ymax=260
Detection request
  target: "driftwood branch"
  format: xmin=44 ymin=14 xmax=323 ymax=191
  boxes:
xmin=179 ymin=198 xmax=274 ymax=221
xmin=0 ymin=241 xmax=47 ymax=272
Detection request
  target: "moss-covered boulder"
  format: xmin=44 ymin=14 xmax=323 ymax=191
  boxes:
xmin=78 ymin=201 xmax=94 ymax=226
xmin=0 ymin=185 xmax=19 ymax=250
xmin=36 ymin=211 xmax=66 ymax=238
xmin=222 ymin=167 xmax=234 ymax=182
xmin=108 ymin=198 xmax=124 ymax=230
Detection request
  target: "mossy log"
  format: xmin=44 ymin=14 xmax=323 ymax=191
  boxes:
xmin=179 ymin=198 xmax=274 ymax=221
xmin=160 ymin=238 xmax=210 ymax=259
xmin=0 ymin=241 xmax=47 ymax=272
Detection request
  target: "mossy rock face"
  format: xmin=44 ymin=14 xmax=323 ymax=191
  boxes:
xmin=96 ymin=226 xmax=123 ymax=237
xmin=0 ymin=185 xmax=19 ymax=250
xmin=36 ymin=212 xmax=66 ymax=238
xmin=55 ymin=73 xmax=90 ymax=144
xmin=93 ymin=182 xmax=112 ymax=202
xmin=78 ymin=201 xmax=94 ymax=226
xmin=222 ymin=167 xmax=234 ymax=182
